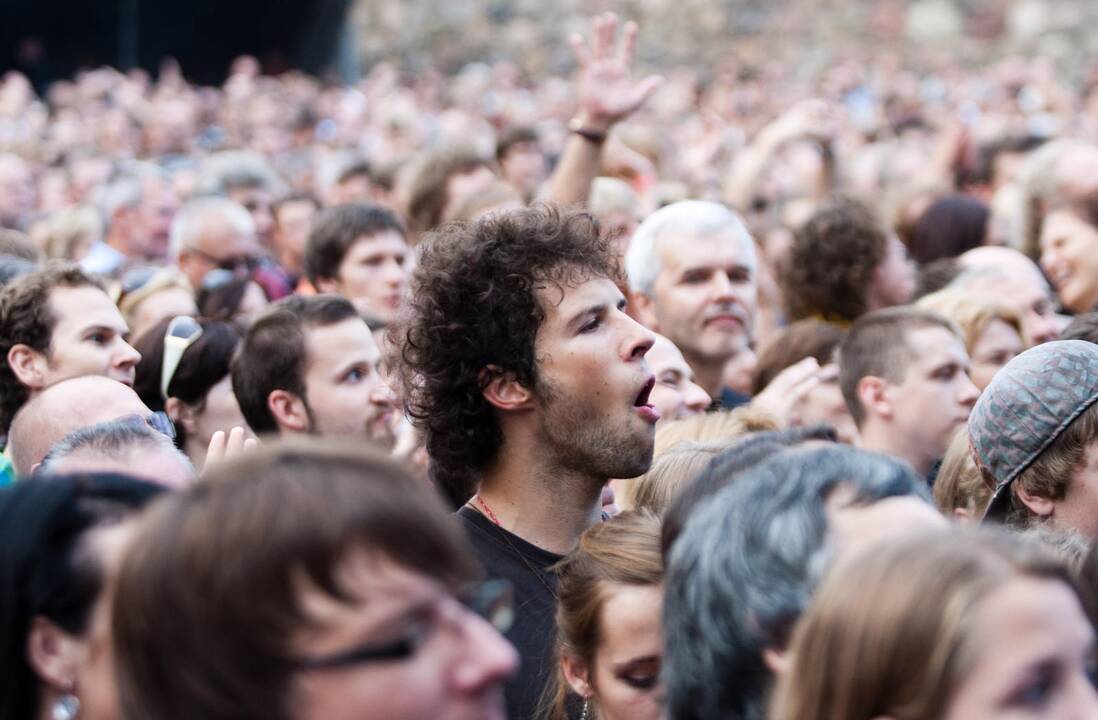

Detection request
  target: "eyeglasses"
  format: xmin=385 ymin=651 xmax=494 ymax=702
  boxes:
xmin=295 ymin=579 xmax=514 ymax=671
xmin=187 ymin=245 xmax=259 ymax=275
xmin=160 ymin=315 xmax=203 ymax=400
xmin=117 ymin=411 xmax=177 ymax=441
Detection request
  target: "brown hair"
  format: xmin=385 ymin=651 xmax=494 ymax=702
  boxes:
xmin=230 ymin=294 xmax=359 ymax=434
xmin=1004 ymin=401 xmax=1098 ymax=529
xmin=770 ymin=529 xmax=1078 ymax=720
xmin=399 ymin=147 xmax=492 ymax=238
xmin=933 ymin=427 xmax=991 ymax=519
xmin=112 ymin=439 xmax=477 ymax=720
xmin=0 ymin=261 xmax=104 ymax=434
xmin=654 ymin=407 xmax=778 ymax=457
xmin=303 ymin=203 xmax=406 ymax=286
xmin=392 ymin=205 xmax=621 ymax=507
xmin=622 ymin=441 xmax=733 ymax=514
xmin=781 ymin=196 xmax=889 ymax=323
xmin=838 ymin=307 xmax=959 ymax=427
xmin=751 ymin=320 xmax=846 ymax=395
xmin=543 ymin=511 xmax=663 ymax=720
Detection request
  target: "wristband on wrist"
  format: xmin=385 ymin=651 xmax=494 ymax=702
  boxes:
xmin=568 ymin=117 xmax=608 ymax=144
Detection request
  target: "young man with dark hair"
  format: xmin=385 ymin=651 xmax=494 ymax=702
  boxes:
xmin=0 ymin=261 xmax=141 ymax=437
xmin=839 ymin=307 xmax=979 ymax=477
xmin=970 ymin=339 xmax=1098 ymax=537
xmin=303 ymin=204 xmax=410 ymax=324
xmin=394 ymin=204 xmax=657 ymax=719
xmin=231 ymin=294 xmax=397 ymax=446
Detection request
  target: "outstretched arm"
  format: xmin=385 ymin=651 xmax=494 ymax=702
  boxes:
xmin=546 ymin=13 xmax=662 ymax=206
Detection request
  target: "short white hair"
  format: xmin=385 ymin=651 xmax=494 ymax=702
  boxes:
xmin=169 ymin=196 xmax=255 ymax=259
xmin=625 ymin=200 xmax=755 ymax=294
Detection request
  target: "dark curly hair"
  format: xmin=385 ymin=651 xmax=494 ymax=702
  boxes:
xmin=0 ymin=262 xmax=103 ymax=435
xmin=392 ymin=205 xmax=621 ymax=507
xmin=781 ymin=196 xmax=888 ymax=324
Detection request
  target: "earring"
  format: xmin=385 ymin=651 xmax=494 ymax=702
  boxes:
xmin=580 ymin=697 xmax=589 ymax=720
xmin=52 ymin=694 xmax=80 ymax=720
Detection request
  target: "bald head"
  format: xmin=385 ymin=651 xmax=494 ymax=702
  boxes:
xmin=9 ymin=375 xmax=153 ymax=476
xmin=954 ymin=246 xmax=1060 ymax=346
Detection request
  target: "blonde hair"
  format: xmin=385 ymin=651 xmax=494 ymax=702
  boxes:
xmin=916 ymin=288 xmax=1023 ymax=354
xmin=654 ymin=407 xmax=777 ymax=457
xmin=933 ymin=427 xmax=991 ymax=520
xmin=116 ymin=267 xmax=194 ymax=329
xmin=543 ymin=511 xmax=663 ymax=720
xmin=43 ymin=205 xmax=103 ymax=260
xmin=770 ymin=529 xmax=1077 ymax=720
xmin=620 ymin=441 xmax=732 ymax=514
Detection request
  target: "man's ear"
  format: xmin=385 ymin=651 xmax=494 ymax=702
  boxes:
xmin=480 ymin=365 xmax=534 ymax=412
xmin=856 ymin=376 xmax=892 ymax=421
xmin=27 ymin=616 xmax=83 ymax=693
xmin=1015 ymin=483 xmax=1055 ymax=519
xmin=631 ymin=290 xmax=660 ymax=332
xmin=267 ymin=389 xmax=311 ymax=433
xmin=314 ymin=276 xmax=340 ymax=295
xmin=165 ymin=396 xmax=197 ymax=434
xmin=8 ymin=343 xmax=49 ymax=391
xmin=561 ymin=653 xmax=592 ymax=699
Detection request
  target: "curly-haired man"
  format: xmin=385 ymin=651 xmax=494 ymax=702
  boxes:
xmin=781 ymin=195 xmax=915 ymax=325
xmin=393 ymin=205 xmax=657 ymax=719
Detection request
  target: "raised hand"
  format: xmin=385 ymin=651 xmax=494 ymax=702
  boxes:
xmin=569 ymin=13 xmax=663 ymax=131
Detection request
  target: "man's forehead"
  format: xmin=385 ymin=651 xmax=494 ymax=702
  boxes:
xmin=656 ymin=226 xmax=754 ymax=266
xmin=535 ymin=275 xmax=621 ymax=310
xmin=907 ymin=326 xmax=969 ymax=363
xmin=304 ymin=319 xmax=378 ymax=364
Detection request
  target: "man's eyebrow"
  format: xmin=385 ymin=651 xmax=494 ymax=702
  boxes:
xmin=567 ymin=303 xmax=607 ymax=331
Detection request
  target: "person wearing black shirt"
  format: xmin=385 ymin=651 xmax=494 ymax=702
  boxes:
xmin=393 ymin=201 xmax=660 ymax=719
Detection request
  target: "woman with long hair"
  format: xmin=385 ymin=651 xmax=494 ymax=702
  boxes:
xmin=771 ymin=528 xmax=1098 ymax=720
xmin=543 ymin=511 xmax=664 ymax=720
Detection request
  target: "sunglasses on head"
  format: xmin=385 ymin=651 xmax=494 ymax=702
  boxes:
xmin=160 ymin=315 xmax=203 ymax=400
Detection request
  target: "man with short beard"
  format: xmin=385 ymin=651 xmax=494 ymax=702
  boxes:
xmin=231 ymin=294 xmax=397 ymax=447
xmin=393 ymin=205 xmax=658 ymax=719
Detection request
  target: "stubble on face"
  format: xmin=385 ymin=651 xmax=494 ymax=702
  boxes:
xmin=532 ymin=375 xmax=654 ymax=486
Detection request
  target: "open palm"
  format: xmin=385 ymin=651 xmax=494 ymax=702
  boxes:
xmin=570 ymin=13 xmax=663 ymax=127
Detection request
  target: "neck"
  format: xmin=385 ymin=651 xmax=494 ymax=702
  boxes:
xmin=475 ymin=436 xmax=604 ymax=556
xmin=857 ymin=420 xmax=934 ymax=476
xmin=684 ymin=350 xmax=726 ymax=398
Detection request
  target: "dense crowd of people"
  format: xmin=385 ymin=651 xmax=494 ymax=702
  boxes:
xmin=7 ymin=8 xmax=1098 ymax=720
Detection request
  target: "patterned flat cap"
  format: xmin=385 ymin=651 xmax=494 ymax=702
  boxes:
xmin=969 ymin=340 xmax=1098 ymax=521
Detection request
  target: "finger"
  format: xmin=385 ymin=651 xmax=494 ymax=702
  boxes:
xmin=772 ymin=357 xmax=821 ymax=391
xmin=619 ymin=20 xmax=638 ymax=67
xmin=628 ymin=74 xmax=664 ymax=108
xmin=226 ymin=426 xmax=246 ymax=455
xmin=594 ymin=13 xmax=615 ymax=61
xmin=243 ymin=437 xmax=259 ymax=452
xmin=569 ymin=33 xmax=589 ymax=67
xmin=206 ymin=430 xmax=226 ymax=465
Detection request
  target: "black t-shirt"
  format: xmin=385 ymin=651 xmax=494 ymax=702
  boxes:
xmin=457 ymin=506 xmax=562 ymax=720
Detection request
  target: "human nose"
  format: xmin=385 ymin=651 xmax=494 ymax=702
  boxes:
xmin=116 ymin=340 xmax=141 ymax=368
xmin=957 ymin=372 xmax=980 ymax=409
xmin=1028 ymin=312 xmax=1060 ymax=347
xmin=683 ymin=381 xmax=711 ymax=414
xmin=451 ymin=609 xmax=519 ymax=694
xmin=384 ymin=258 xmax=407 ymax=286
xmin=370 ymin=378 xmax=398 ymax=408
xmin=622 ymin=314 xmax=656 ymax=362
